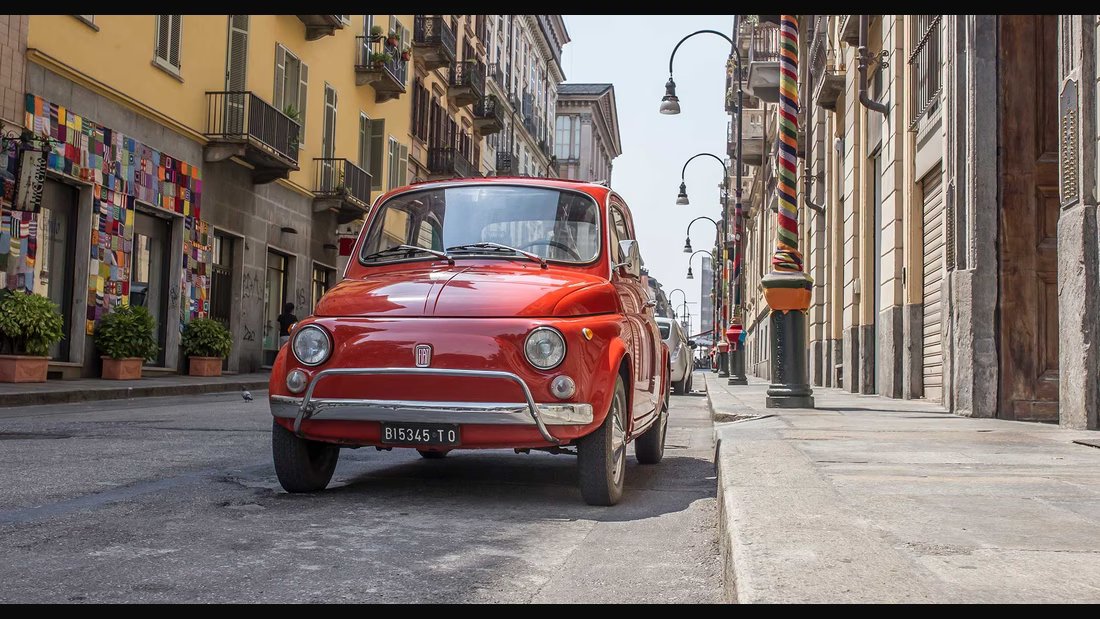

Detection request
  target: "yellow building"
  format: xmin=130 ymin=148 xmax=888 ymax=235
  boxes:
xmin=11 ymin=15 xmax=417 ymax=375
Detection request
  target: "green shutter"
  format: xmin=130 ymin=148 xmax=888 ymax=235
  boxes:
xmin=370 ymin=119 xmax=385 ymax=189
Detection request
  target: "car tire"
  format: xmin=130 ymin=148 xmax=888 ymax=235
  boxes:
xmin=634 ymin=398 xmax=668 ymax=465
xmin=272 ymin=420 xmax=340 ymax=493
xmin=418 ymin=449 xmax=448 ymax=459
xmin=577 ymin=374 xmax=628 ymax=506
xmin=673 ymin=374 xmax=688 ymax=395
xmin=686 ymin=371 xmax=694 ymax=394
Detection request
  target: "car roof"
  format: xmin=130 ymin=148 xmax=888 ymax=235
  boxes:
xmin=655 ymin=317 xmax=673 ymax=324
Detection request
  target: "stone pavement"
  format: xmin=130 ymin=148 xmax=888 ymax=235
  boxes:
xmin=704 ymin=372 xmax=1100 ymax=603
xmin=0 ymin=372 xmax=270 ymax=409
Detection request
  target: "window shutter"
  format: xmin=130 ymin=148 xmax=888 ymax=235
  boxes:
xmin=298 ymin=61 xmax=309 ymax=141
xmin=398 ymin=144 xmax=408 ymax=187
xmin=155 ymin=15 xmax=170 ymax=64
xmin=359 ymin=114 xmax=370 ymax=170
xmin=370 ymin=119 xmax=385 ymax=189
xmin=169 ymin=15 xmax=182 ymax=68
xmin=226 ymin=16 xmax=249 ymax=91
xmin=323 ymin=85 xmax=337 ymax=159
xmin=387 ymin=138 xmax=398 ymax=190
xmin=274 ymin=45 xmax=286 ymax=110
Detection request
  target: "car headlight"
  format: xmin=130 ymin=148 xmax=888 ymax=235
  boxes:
xmin=524 ymin=326 xmax=566 ymax=370
xmin=292 ymin=325 xmax=332 ymax=366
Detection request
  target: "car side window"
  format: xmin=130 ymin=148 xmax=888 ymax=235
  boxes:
xmin=610 ymin=207 xmax=630 ymax=262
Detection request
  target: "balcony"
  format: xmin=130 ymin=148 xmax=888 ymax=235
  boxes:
xmin=449 ymin=60 xmax=485 ymax=107
xmin=427 ymin=147 xmax=476 ymax=180
xmin=472 ymin=95 xmax=503 ymax=136
xmin=297 ymin=15 xmax=344 ymax=40
xmin=203 ymin=91 xmax=300 ymax=184
xmin=839 ymin=15 xmax=860 ymax=45
xmin=412 ymin=15 xmax=456 ymax=71
xmin=496 ymin=151 xmax=519 ymax=176
xmin=739 ymin=109 xmax=766 ymax=166
xmin=355 ymin=36 xmax=408 ymax=102
xmin=487 ymin=62 xmax=507 ymax=91
xmin=746 ymin=22 xmax=781 ymax=103
xmin=810 ymin=18 xmax=845 ymax=111
xmin=312 ymin=158 xmax=372 ymax=224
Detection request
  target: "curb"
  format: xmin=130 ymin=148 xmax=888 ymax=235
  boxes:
xmin=705 ymin=380 xmax=738 ymax=603
xmin=0 ymin=379 xmax=270 ymax=408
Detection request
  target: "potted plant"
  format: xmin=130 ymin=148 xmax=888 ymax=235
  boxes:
xmin=283 ymin=104 xmax=301 ymax=151
xmin=370 ymin=25 xmax=383 ymax=40
xmin=94 ymin=303 xmax=159 ymax=380
xmin=369 ymin=51 xmax=389 ymax=69
xmin=0 ymin=290 xmax=64 ymax=383
xmin=181 ymin=318 xmax=232 ymax=377
xmin=387 ymin=30 xmax=399 ymax=47
xmin=401 ymin=45 xmax=411 ymax=62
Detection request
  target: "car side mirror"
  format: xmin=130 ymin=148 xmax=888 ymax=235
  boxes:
xmin=612 ymin=240 xmax=641 ymax=278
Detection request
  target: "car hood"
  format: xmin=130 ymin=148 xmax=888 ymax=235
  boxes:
xmin=314 ymin=264 xmax=613 ymax=318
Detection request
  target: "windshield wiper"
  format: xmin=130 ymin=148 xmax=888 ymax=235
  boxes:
xmin=445 ymin=242 xmax=548 ymax=269
xmin=362 ymin=244 xmax=454 ymax=265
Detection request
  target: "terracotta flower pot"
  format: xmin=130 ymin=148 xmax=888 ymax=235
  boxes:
xmin=0 ymin=354 xmax=49 ymax=383
xmin=189 ymin=356 xmax=223 ymax=377
xmin=101 ymin=357 xmax=143 ymax=380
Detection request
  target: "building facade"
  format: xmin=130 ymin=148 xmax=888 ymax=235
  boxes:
xmin=483 ymin=15 xmax=568 ymax=178
xmin=734 ymin=15 xmax=1100 ymax=430
xmin=554 ymin=83 xmax=622 ymax=182
xmin=1 ymin=15 xmax=419 ymax=377
xmin=699 ymin=254 xmax=713 ymax=340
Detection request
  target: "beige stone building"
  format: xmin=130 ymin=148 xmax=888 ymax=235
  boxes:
xmin=735 ymin=15 xmax=1099 ymax=430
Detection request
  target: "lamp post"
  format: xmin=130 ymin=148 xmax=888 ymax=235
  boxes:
xmin=677 ymin=153 xmax=730 ymax=377
xmin=667 ymin=288 xmax=687 ymax=322
xmin=685 ymin=216 xmax=719 ymax=354
xmin=759 ymin=15 xmax=814 ymax=408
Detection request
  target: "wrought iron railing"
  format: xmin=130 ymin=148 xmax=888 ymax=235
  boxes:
xmin=449 ymin=60 xmax=486 ymax=95
xmin=314 ymin=158 xmax=371 ymax=206
xmin=414 ymin=15 xmax=456 ymax=60
xmin=204 ymin=91 xmax=301 ymax=164
xmin=487 ymin=62 xmax=507 ymax=90
xmin=474 ymin=95 xmax=499 ymax=119
xmin=496 ymin=151 xmax=517 ymax=174
xmin=748 ymin=22 xmax=781 ymax=63
xmin=356 ymin=35 xmax=408 ymax=86
xmin=908 ymin=15 xmax=942 ymax=129
xmin=428 ymin=146 xmax=474 ymax=178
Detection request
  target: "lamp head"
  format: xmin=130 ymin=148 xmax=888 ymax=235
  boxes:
xmin=659 ymin=77 xmax=681 ymax=115
xmin=682 ymin=236 xmax=692 ymax=253
xmin=686 ymin=266 xmax=694 ymax=280
xmin=676 ymin=182 xmax=689 ymax=205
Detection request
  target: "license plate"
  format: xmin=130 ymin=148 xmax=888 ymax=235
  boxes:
xmin=380 ymin=422 xmax=460 ymax=446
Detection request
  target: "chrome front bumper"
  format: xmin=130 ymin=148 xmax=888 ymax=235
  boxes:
xmin=271 ymin=367 xmax=595 ymax=444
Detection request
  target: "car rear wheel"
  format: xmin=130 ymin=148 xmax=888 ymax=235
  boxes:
xmin=577 ymin=375 xmax=627 ymax=506
xmin=272 ymin=420 xmax=339 ymax=493
xmin=685 ymin=371 xmax=694 ymax=393
xmin=418 ymin=449 xmax=448 ymax=459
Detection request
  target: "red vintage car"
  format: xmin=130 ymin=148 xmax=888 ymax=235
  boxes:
xmin=269 ymin=177 xmax=670 ymax=505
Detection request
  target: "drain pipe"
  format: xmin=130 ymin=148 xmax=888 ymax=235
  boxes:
xmin=857 ymin=15 xmax=889 ymax=115
xmin=803 ymin=17 xmax=825 ymax=215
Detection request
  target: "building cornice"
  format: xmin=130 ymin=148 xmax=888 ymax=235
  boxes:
xmin=26 ymin=48 xmax=209 ymax=145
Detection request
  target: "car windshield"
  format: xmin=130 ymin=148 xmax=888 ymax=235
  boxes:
xmin=359 ymin=185 xmax=601 ymax=265
xmin=657 ymin=322 xmax=671 ymax=340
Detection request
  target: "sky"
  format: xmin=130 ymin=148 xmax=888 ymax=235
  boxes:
xmin=560 ymin=15 xmax=734 ymax=335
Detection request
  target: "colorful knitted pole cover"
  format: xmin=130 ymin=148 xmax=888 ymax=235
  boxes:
xmin=761 ymin=14 xmax=813 ymax=312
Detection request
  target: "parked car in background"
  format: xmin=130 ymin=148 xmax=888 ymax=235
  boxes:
xmin=268 ymin=177 xmax=669 ymax=506
xmin=656 ymin=317 xmax=695 ymax=394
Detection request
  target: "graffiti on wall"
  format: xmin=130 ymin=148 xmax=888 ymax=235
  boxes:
xmin=20 ymin=95 xmax=210 ymax=333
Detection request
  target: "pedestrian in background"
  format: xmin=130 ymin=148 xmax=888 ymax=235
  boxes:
xmin=277 ymin=302 xmax=297 ymax=348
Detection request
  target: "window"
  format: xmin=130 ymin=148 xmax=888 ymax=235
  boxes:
xmin=359 ymin=112 xmax=372 ymax=172
xmin=387 ymin=137 xmax=407 ymax=190
xmin=369 ymin=118 xmax=385 ymax=189
xmin=154 ymin=15 xmax=183 ymax=74
xmin=322 ymin=84 xmax=337 ymax=159
xmin=412 ymin=78 xmax=430 ymax=142
xmin=274 ymin=44 xmax=308 ymax=141
xmin=311 ymin=264 xmax=335 ymax=313
xmin=360 ymin=185 xmax=601 ymax=265
xmin=908 ymin=15 xmax=942 ymax=129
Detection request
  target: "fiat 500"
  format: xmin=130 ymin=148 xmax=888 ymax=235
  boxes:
xmin=269 ymin=178 xmax=669 ymax=505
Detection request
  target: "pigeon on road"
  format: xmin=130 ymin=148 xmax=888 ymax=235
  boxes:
xmin=242 ymin=387 xmax=253 ymax=402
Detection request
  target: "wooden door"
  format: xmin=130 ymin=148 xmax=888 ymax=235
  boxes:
xmin=997 ymin=15 xmax=1059 ymax=422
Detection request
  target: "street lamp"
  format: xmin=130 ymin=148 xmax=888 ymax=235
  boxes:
xmin=658 ymin=29 xmax=734 ymax=116
xmin=667 ymin=288 xmax=687 ymax=317
xmin=676 ymin=153 xmax=727 ymax=208
xmin=686 ymin=249 xmax=710 ymax=281
xmin=676 ymin=182 xmax=689 ymax=205
xmin=684 ymin=216 xmax=719 ymax=255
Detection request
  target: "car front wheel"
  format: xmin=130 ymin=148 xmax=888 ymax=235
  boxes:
xmin=577 ymin=374 xmax=628 ymax=506
xmin=272 ymin=420 xmax=339 ymax=493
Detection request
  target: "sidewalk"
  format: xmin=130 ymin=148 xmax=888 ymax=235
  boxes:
xmin=0 ymin=372 xmax=270 ymax=408
xmin=704 ymin=372 xmax=1100 ymax=603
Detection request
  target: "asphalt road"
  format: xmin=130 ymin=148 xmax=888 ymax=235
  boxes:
xmin=0 ymin=373 xmax=720 ymax=603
